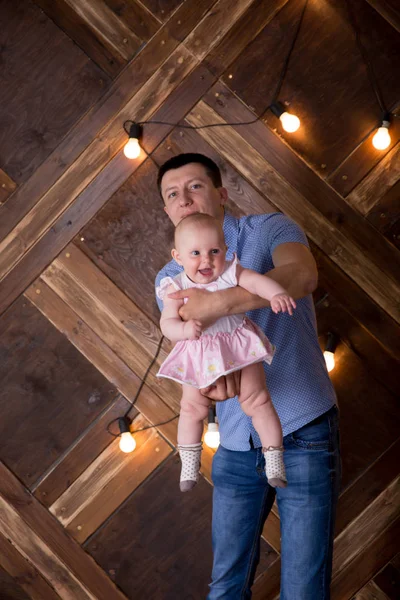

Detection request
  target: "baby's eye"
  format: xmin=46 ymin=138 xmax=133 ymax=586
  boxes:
xmin=191 ymin=250 xmax=200 ymax=256
xmin=211 ymin=249 xmax=220 ymax=254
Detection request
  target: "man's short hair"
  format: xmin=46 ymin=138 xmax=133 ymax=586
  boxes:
xmin=157 ymin=153 xmax=222 ymax=194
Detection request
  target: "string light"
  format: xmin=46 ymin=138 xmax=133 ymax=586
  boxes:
xmin=372 ymin=112 xmax=391 ymax=150
xmin=123 ymin=122 xmax=142 ymax=158
xmin=270 ymin=102 xmax=300 ymax=133
xmin=118 ymin=417 xmax=136 ymax=453
xmin=204 ymin=405 xmax=220 ymax=449
xmin=323 ymin=332 xmax=339 ymax=373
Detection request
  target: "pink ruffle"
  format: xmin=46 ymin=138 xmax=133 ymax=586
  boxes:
xmin=157 ymin=318 xmax=275 ymax=388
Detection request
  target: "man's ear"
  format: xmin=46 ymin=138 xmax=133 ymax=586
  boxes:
xmin=171 ymin=248 xmax=182 ymax=265
xmin=219 ymin=186 xmax=228 ymax=206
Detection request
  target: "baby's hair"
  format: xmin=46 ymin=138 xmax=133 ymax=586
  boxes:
xmin=174 ymin=213 xmax=224 ymax=246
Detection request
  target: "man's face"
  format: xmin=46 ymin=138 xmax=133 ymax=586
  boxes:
xmin=161 ymin=163 xmax=227 ymax=226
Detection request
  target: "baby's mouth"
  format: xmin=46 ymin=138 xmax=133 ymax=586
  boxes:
xmin=198 ymin=268 xmax=213 ymax=276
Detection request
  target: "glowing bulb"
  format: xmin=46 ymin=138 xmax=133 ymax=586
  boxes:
xmin=323 ymin=350 xmax=335 ymax=373
xmin=372 ymin=126 xmax=390 ymax=150
xmin=279 ymin=111 xmax=300 ymax=133
xmin=123 ymin=138 xmax=141 ymax=159
xmin=204 ymin=423 xmax=220 ymax=448
xmin=119 ymin=431 xmax=136 ymax=453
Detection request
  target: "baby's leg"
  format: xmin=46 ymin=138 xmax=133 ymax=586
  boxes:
xmin=177 ymin=385 xmax=210 ymax=492
xmin=239 ymin=363 xmax=287 ymax=488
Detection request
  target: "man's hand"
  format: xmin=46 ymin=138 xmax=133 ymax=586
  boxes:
xmin=200 ymin=371 xmax=241 ymax=401
xmin=168 ymin=288 xmax=220 ymax=328
xmin=270 ymin=293 xmax=296 ymax=315
xmin=183 ymin=319 xmax=202 ymax=340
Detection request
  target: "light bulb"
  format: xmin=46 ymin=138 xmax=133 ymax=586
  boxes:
xmin=123 ymin=138 xmax=141 ymax=159
xmin=372 ymin=126 xmax=390 ymax=150
xmin=279 ymin=111 xmax=300 ymax=133
xmin=204 ymin=423 xmax=220 ymax=448
xmin=119 ymin=431 xmax=136 ymax=453
xmin=323 ymin=350 xmax=335 ymax=373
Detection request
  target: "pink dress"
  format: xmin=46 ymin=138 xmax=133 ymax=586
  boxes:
xmin=156 ymin=255 xmax=276 ymax=389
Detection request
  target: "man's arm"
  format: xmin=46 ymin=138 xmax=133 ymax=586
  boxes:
xmin=174 ymin=243 xmax=318 ymax=326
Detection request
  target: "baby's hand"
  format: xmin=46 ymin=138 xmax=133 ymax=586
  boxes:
xmin=183 ymin=319 xmax=202 ymax=340
xmin=271 ymin=294 xmax=296 ymax=316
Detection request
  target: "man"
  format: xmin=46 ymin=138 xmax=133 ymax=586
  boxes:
xmin=155 ymin=153 xmax=341 ymax=599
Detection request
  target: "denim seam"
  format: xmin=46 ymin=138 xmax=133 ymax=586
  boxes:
xmin=240 ymin=480 xmax=270 ymax=599
xmin=320 ymin=411 xmax=335 ymax=600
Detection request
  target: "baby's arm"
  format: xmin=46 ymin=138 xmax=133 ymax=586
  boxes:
xmin=237 ymin=265 xmax=296 ymax=315
xmin=160 ymin=285 xmax=202 ymax=342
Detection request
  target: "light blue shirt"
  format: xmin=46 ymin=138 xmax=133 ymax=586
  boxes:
xmin=155 ymin=212 xmax=337 ymax=450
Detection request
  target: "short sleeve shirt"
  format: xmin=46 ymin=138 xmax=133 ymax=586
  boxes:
xmin=155 ymin=212 xmax=337 ymax=450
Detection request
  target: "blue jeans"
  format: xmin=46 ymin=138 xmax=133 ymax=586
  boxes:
xmin=208 ymin=405 xmax=341 ymax=599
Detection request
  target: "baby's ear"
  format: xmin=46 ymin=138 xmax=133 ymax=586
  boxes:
xmin=171 ymin=248 xmax=182 ymax=265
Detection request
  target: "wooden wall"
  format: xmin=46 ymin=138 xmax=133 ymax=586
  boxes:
xmin=0 ymin=1 xmax=399 ymax=599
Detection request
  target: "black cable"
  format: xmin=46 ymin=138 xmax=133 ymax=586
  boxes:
xmin=107 ymin=334 xmax=180 ymax=438
xmin=345 ymin=0 xmax=387 ymax=114
xmin=123 ymin=117 xmax=260 ymax=136
xmin=271 ymin=0 xmax=309 ymax=104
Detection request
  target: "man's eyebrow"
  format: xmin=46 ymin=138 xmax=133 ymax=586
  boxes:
xmin=164 ymin=177 xmax=205 ymax=194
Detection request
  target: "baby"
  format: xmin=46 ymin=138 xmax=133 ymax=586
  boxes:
xmin=156 ymin=213 xmax=296 ymax=491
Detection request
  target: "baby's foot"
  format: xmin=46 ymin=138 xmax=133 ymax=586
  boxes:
xmin=263 ymin=446 xmax=287 ymax=488
xmin=178 ymin=443 xmax=202 ymax=492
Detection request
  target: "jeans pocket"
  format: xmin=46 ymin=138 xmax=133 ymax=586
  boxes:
xmin=290 ymin=407 xmax=336 ymax=451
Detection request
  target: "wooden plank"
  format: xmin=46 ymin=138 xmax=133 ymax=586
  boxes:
xmin=0 ymin=296 xmax=118 ymax=489
xmin=336 ymin=439 xmax=400 ymax=535
xmin=0 ymin=150 xmax=141 ymax=318
xmin=103 ymin=0 xmax=161 ymax=41
xmin=332 ymin=517 xmax=400 ymax=600
xmin=39 ymin=244 xmax=182 ymax=413
xmin=0 ymin=46 xmax=197 ymax=285
xmin=49 ymin=414 xmax=172 ymax=543
xmin=315 ymin=286 xmax=400 ymax=398
xmin=0 ymin=2 xmax=110 ymax=186
xmin=0 ymin=0 xmax=215 ymax=243
xmin=0 ymin=534 xmax=60 ymax=600
xmin=347 ymin=143 xmax=400 ymax=215
xmin=0 ymin=565 xmax=32 ymax=600
xmin=204 ymin=0 xmax=289 ymax=76
xmin=262 ymin=510 xmax=281 ymax=554
xmin=184 ymin=0 xmax=254 ymax=60
xmin=364 ymin=0 xmax=400 ymax=33
xmin=0 ymin=461 xmax=129 ymax=600
xmin=0 ymin=169 xmax=17 ymax=204
xmin=327 ymin=115 xmax=400 ymax=197
xmin=354 ymin=581 xmax=391 ymax=600
xmin=367 ymin=179 xmax=400 ymax=242
xmin=33 ymin=0 xmax=126 ymax=77
xmin=32 ymin=395 xmax=134 ymax=506
xmin=140 ymin=0 xmax=182 ymax=22
xmin=185 ymin=101 xmax=400 ymax=324
xmin=201 ymin=81 xmax=400 ymax=286
xmin=374 ymin=562 xmax=400 ymax=599
xmin=64 ymin=0 xmax=141 ymax=60
xmin=312 ymin=243 xmax=400 ymax=362
xmin=333 ymin=476 xmax=400 ymax=575
xmin=24 ymin=279 xmax=179 ymax=449
xmin=252 ymin=557 xmax=281 ymax=600
xmin=0 ymin=497 xmax=98 ymax=600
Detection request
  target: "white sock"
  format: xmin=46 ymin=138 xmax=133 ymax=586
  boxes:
xmin=263 ymin=446 xmax=287 ymax=488
xmin=178 ymin=443 xmax=202 ymax=492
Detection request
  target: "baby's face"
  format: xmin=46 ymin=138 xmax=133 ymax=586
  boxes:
xmin=173 ymin=225 xmax=227 ymax=284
